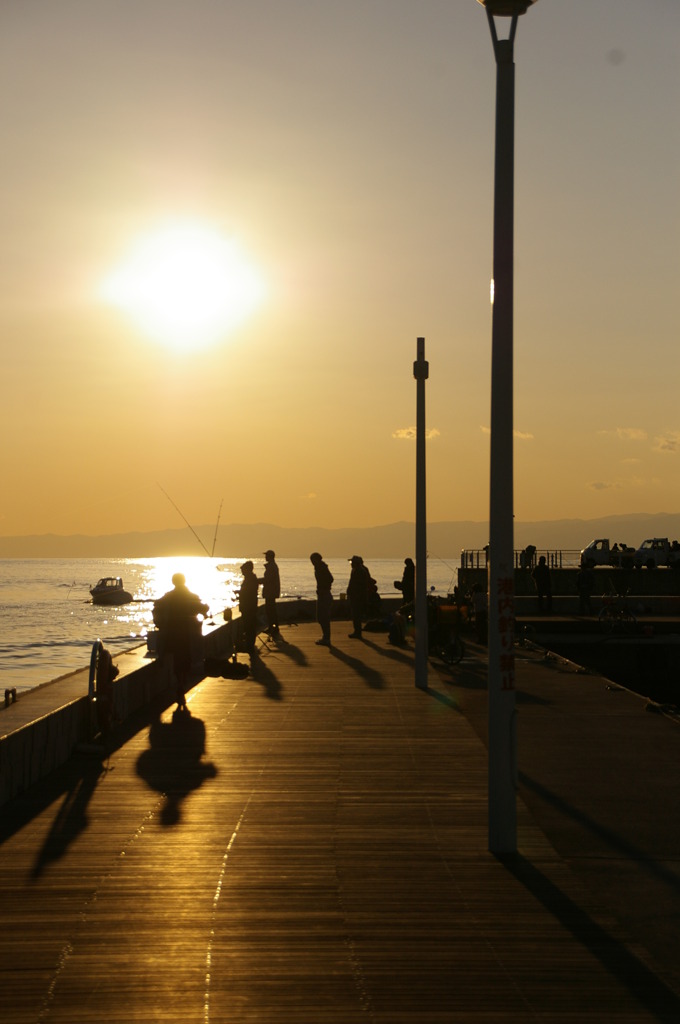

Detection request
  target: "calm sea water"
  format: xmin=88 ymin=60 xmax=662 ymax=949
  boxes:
xmin=0 ymin=556 xmax=459 ymax=695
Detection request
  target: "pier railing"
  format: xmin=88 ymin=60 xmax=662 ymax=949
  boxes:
xmin=460 ymin=549 xmax=582 ymax=570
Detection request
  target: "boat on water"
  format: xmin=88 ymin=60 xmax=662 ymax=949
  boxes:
xmin=90 ymin=577 xmax=133 ymax=606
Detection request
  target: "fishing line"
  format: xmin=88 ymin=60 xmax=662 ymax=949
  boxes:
xmin=428 ymin=552 xmax=458 ymax=592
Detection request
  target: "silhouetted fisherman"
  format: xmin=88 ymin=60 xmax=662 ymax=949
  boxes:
xmin=238 ymin=561 xmax=260 ymax=655
xmin=261 ymin=549 xmax=281 ymax=638
xmin=394 ymin=557 xmax=415 ymax=606
xmin=532 ymin=555 xmax=552 ymax=614
xmin=310 ymin=552 xmax=333 ymax=646
xmin=153 ymin=573 xmax=209 ymax=711
xmin=347 ymin=555 xmax=371 ymax=638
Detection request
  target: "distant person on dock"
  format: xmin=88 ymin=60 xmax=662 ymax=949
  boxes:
xmin=532 ymin=555 xmax=552 ymax=614
xmin=310 ymin=552 xmax=334 ymax=646
xmin=576 ymin=565 xmax=595 ymax=615
xmin=153 ymin=573 xmax=209 ymax=712
xmin=238 ymin=561 xmax=260 ymax=655
xmin=260 ymin=549 xmax=281 ymax=639
xmin=472 ymin=584 xmax=488 ymax=644
xmin=347 ymin=555 xmax=374 ymax=638
xmin=394 ymin=557 xmax=415 ymax=606
xmin=520 ymin=544 xmax=536 ymax=570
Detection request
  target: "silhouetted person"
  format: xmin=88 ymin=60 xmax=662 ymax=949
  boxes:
xmin=532 ymin=555 xmax=552 ymax=614
xmin=394 ymin=557 xmax=415 ymax=605
xmin=261 ymin=549 xmax=281 ymax=638
xmin=310 ymin=552 xmax=333 ymax=646
xmin=153 ymin=573 xmax=209 ymax=711
xmin=576 ymin=565 xmax=595 ymax=615
xmin=238 ymin=560 xmax=259 ymax=655
xmin=347 ymin=555 xmax=371 ymax=638
xmin=472 ymin=583 xmax=488 ymax=644
xmin=520 ymin=544 xmax=536 ymax=570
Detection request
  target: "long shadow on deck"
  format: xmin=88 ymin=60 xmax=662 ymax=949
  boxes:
xmin=249 ymin=652 xmax=284 ymax=700
xmin=519 ymin=771 xmax=680 ymax=894
xmin=328 ymin=645 xmax=386 ymax=690
xmin=504 ymin=854 xmax=680 ymax=1020
xmin=2 ymin=686 xmax=181 ymax=858
xmin=29 ymin=755 xmax=110 ymax=880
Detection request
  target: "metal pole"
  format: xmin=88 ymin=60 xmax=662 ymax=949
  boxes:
xmin=414 ymin=337 xmax=429 ymax=690
xmin=487 ymin=11 xmax=517 ymax=854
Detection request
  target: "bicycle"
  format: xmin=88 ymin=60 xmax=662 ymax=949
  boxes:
xmin=598 ymin=588 xmax=637 ymax=634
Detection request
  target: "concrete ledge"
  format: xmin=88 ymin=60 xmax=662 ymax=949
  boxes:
xmin=0 ymin=699 xmax=91 ymax=807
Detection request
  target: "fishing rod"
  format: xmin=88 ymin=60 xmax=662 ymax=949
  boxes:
xmin=428 ymin=552 xmax=459 ymax=592
xmin=211 ymin=499 xmax=223 ymax=558
xmin=157 ymin=483 xmax=212 ymax=557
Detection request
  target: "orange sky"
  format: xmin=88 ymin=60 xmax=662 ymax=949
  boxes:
xmin=1 ymin=1 xmax=678 ymax=538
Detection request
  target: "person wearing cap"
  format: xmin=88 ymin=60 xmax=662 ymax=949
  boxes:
xmin=152 ymin=572 xmax=209 ymax=711
xmin=310 ymin=552 xmax=334 ymax=646
xmin=238 ymin=561 xmax=260 ymax=655
xmin=261 ymin=549 xmax=281 ymax=639
xmin=346 ymin=555 xmax=370 ymax=639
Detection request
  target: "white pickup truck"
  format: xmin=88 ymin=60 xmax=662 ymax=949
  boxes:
xmin=633 ymin=538 xmax=680 ymax=569
xmin=579 ymin=539 xmax=635 ymax=569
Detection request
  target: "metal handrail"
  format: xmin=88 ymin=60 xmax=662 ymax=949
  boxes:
xmin=460 ymin=549 xmax=582 ymax=570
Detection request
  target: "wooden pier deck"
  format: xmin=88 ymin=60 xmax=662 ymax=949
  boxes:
xmin=1 ymin=623 xmax=679 ymax=1022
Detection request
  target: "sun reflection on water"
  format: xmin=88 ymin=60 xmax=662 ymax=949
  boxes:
xmin=124 ymin=556 xmax=242 ymax=622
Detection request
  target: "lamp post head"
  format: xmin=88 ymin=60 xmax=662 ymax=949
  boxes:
xmin=476 ymin=0 xmax=538 ymax=14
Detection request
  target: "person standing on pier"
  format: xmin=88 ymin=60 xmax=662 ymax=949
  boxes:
xmin=576 ymin=564 xmax=595 ymax=615
xmin=394 ymin=557 xmax=415 ymax=606
xmin=310 ymin=552 xmax=333 ymax=646
xmin=238 ymin=561 xmax=260 ymax=655
xmin=347 ymin=555 xmax=372 ymax=638
xmin=261 ymin=549 xmax=281 ymax=639
xmin=153 ymin=573 xmax=209 ymax=712
xmin=532 ymin=555 xmax=553 ymax=614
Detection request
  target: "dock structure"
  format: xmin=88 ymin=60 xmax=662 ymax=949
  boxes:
xmin=1 ymin=623 xmax=680 ymax=1021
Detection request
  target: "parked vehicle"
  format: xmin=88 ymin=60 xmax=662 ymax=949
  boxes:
xmin=579 ymin=539 xmax=634 ymax=569
xmin=633 ymin=538 xmax=680 ymax=570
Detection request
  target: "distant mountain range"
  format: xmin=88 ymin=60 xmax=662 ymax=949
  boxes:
xmin=1 ymin=513 xmax=680 ymax=559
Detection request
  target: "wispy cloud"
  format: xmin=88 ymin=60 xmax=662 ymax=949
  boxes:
xmin=617 ymin=427 xmax=648 ymax=441
xmin=598 ymin=426 xmax=648 ymax=441
xmin=653 ymin=432 xmax=680 ymax=453
xmin=589 ymin=481 xmax=622 ymax=491
xmin=302 ymin=492 xmax=317 ymax=500
xmin=480 ymin=426 xmax=533 ymax=440
xmin=597 ymin=426 xmax=680 ymax=454
xmin=393 ymin=427 xmax=440 ymax=441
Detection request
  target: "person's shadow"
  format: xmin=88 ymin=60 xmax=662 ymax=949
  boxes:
xmin=30 ymin=755 xmax=110 ymax=880
xmin=329 ymin=646 xmax=386 ymax=690
xmin=136 ymin=710 xmax=217 ymax=826
xmin=249 ymin=651 xmax=284 ymax=701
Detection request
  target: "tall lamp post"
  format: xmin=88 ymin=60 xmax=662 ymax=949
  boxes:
xmin=477 ymin=0 xmax=539 ymax=855
xmin=414 ymin=337 xmax=429 ymax=691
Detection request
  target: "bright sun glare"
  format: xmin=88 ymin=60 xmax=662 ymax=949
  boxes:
xmin=99 ymin=221 xmax=266 ymax=350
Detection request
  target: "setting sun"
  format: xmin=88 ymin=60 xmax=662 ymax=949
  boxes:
xmin=99 ymin=221 xmax=266 ymax=350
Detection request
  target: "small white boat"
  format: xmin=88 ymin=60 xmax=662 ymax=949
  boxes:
xmin=90 ymin=577 xmax=133 ymax=606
